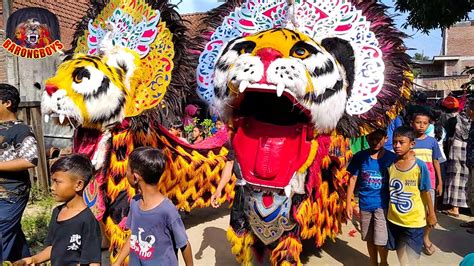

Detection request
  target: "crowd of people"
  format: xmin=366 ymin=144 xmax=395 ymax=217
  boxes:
xmin=345 ymin=92 xmax=474 ymax=266
xmin=0 ymin=80 xmax=473 ymax=265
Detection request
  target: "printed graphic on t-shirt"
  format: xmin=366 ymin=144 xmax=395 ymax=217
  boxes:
xmin=67 ymin=234 xmax=82 ymax=251
xmin=130 ymin=227 xmax=156 ymax=260
xmin=361 ymin=170 xmax=383 ymax=189
xmin=390 ymin=179 xmax=413 ymax=213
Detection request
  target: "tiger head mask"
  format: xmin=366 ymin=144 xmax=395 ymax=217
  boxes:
xmin=42 ymin=48 xmax=142 ymax=129
xmin=213 ymin=28 xmax=355 ymax=134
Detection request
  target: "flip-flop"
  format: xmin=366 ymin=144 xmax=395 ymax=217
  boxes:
xmin=442 ymin=210 xmax=460 ymax=218
xmin=467 ymin=228 xmax=474 ymax=234
xmin=423 ymin=243 xmax=436 ymax=256
xmin=460 ymin=221 xmax=474 ymax=228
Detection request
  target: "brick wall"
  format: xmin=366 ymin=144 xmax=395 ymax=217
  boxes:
xmin=446 ymin=21 xmax=474 ymax=57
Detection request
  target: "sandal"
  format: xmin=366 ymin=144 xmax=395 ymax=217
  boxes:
xmin=442 ymin=210 xmax=460 ymax=218
xmin=460 ymin=221 xmax=474 ymax=228
xmin=423 ymin=243 xmax=436 ymax=256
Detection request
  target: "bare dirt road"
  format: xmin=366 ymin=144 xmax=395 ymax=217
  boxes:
xmin=178 ymin=205 xmax=474 ymax=266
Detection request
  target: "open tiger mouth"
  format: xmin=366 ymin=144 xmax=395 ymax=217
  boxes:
xmin=27 ymin=34 xmax=38 ymax=44
xmin=44 ymin=112 xmax=80 ymax=128
xmin=231 ymin=83 xmax=313 ymax=189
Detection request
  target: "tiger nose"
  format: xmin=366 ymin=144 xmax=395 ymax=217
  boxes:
xmin=256 ymin=48 xmax=282 ymax=61
xmin=45 ymin=84 xmax=58 ymax=96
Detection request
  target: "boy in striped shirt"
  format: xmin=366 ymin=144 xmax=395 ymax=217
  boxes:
xmin=411 ymin=111 xmax=442 ymax=256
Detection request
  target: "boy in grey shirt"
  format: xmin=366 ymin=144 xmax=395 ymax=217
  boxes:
xmin=113 ymin=147 xmax=193 ymax=266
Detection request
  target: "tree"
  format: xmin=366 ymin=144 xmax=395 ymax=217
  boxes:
xmin=393 ymin=0 xmax=473 ymax=32
xmin=413 ymin=52 xmax=430 ymax=61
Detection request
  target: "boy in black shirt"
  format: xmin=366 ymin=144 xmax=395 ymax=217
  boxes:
xmin=14 ymin=154 xmax=101 ymax=266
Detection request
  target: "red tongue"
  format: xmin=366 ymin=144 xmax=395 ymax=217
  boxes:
xmin=233 ymin=117 xmax=312 ymax=188
xmin=262 ymin=193 xmax=274 ymax=208
xmin=73 ymin=127 xmax=102 ymax=160
xmin=255 ymin=136 xmax=285 ymax=178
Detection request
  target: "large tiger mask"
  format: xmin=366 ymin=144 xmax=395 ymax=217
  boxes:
xmin=213 ymin=29 xmax=355 ymax=134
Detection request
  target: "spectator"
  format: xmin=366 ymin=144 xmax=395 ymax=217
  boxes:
xmin=183 ymin=104 xmax=200 ymax=127
xmin=113 ymin=147 xmax=193 ymax=266
xmin=191 ymin=125 xmax=205 ymax=144
xmin=411 ymin=112 xmax=443 ymax=255
xmin=0 ymin=84 xmax=38 ymax=261
xmin=346 ymin=129 xmax=396 ymax=266
xmin=386 ymin=127 xmax=436 ymax=264
xmin=384 ymin=115 xmax=404 ymax=151
xmin=464 ymin=103 xmax=474 ymax=233
xmin=14 ymin=155 xmax=101 ymax=266
xmin=443 ymin=100 xmax=474 ymax=217
xmin=169 ymin=120 xmax=188 ymax=143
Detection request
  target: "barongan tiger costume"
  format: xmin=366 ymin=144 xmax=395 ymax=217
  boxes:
xmin=195 ymin=0 xmax=410 ymax=265
xmin=41 ymin=0 xmax=411 ymax=265
xmin=42 ymin=0 xmax=235 ymax=263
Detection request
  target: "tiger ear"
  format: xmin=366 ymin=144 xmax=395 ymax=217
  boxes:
xmin=321 ymin=38 xmax=355 ymax=91
xmin=103 ymin=47 xmax=141 ymax=90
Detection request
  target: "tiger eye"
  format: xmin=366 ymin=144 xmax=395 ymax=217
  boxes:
xmin=295 ymin=48 xmax=307 ymax=56
xmin=73 ymin=75 xmax=82 ymax=84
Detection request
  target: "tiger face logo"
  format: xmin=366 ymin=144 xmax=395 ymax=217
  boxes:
xmin=42 ymin=48 xmax=140 ymax=129
xmin=15 ymin=18 xmax=53 ymax=48
xmin=213 ymin=28 xmax=355 ymax=133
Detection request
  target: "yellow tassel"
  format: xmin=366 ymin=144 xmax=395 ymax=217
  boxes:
xmin=298 ymin=140 xmax=318 ymax=173
xmin=271 ymin=236 xmax=303 ymax=265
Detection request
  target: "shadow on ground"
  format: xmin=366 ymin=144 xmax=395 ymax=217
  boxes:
xmin=181 ymin=204 xmax=230 ymax=229
xmin=300 ymin=237 xmax=369 ymax=266
xmin=194 ymin=226 xmax=238 ymax=265
xmin=432 ymin=213 xmax=474 ymax=258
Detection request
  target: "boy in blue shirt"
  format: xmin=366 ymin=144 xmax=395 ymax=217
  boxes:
xmin=346 ymin=129 xmax=397 ymax=266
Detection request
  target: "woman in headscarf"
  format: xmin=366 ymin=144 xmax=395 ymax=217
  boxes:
xmin=443 ymin=99 xmax=474 ymax=217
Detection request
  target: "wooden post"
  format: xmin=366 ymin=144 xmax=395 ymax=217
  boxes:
xmin=17 ymin=101 xmax=49 ymax=192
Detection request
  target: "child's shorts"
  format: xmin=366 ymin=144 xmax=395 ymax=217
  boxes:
xmin=360 ymin=208 xmax=388 ymax=246
xmin=386 ymin=221 xmax=424 ymax=254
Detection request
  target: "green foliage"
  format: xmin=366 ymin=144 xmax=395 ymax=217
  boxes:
xmin=183 ymin=118 xmax=216 ymax=141
xmin=200 ymin=119 xmax=215 ymax=137
xmin=394 ymin=0 xmax=473 ymax=32
xmin=413 ymin=52 xmax=430 ymax=61
xmin=22 ymin=186 xmax=55 ymax=254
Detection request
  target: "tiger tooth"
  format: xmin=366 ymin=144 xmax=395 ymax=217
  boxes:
xmin=276 ymin=83 xmax=285 ymax=97
xmin=239 ymin=80 xmax=249 ymax=93
xmin=44 ymin=114 xmax=50 ymax=123
xmin=59 ymin=114 xmax=65 ymax=124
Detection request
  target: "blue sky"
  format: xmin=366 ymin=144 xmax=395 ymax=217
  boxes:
xmin=170 ymin=0 xmax=472 ymax=58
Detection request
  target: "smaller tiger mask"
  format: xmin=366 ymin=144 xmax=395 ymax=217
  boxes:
xmin=42 ymin=48 xmax=147 ymax=129
xmin=213 ymin=28 xmax=355 ymax=133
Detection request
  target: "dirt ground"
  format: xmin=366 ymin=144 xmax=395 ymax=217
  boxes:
xmin=175 ymin=206 xmax=474 ymax=266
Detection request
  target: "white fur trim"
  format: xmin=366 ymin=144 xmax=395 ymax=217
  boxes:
xmin=85 ymin=81 xmax=125 ymax=124
xmin=266 ymin=58 xmax=308 ymax=98
xmin=105 ymin=48 xmax=138 ymax=91
xmin=92 ymin=129 xmax=111 ymax=170
xmin=308 ymin=87 xmax=347 ymax=132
